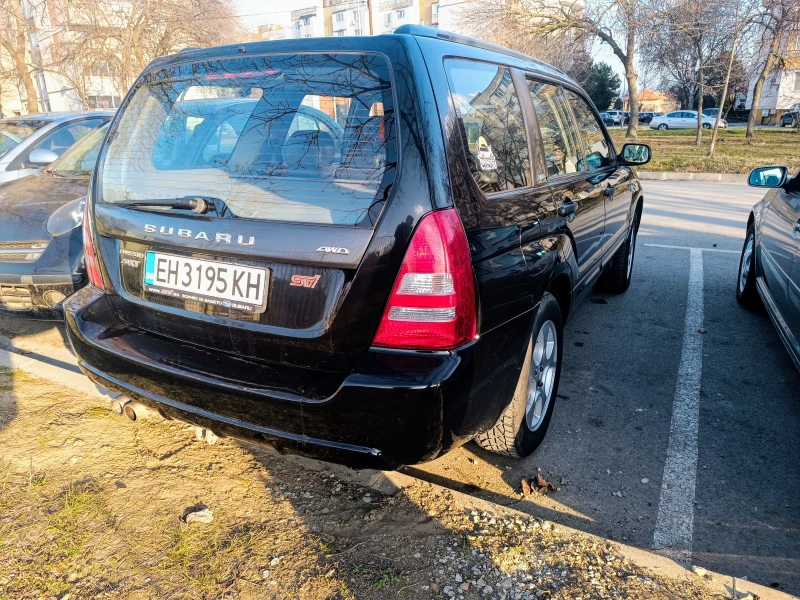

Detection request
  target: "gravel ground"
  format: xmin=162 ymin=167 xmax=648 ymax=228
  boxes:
xmin=0 ymin=367 xmax=738 ymax=599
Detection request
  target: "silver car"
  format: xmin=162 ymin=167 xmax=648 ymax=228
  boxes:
xmin=650 ymin=110 xmax=726 ymax=130
xmin=0 ymin=111 xmax=114 ymax=184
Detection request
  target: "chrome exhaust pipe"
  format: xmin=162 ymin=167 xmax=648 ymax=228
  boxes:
xmin=122 ymin=401 xmax=152 ymax=422
xmin=110 ymin=397 xmax=130 ymax=415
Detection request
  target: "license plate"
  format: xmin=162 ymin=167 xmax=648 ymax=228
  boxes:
xmin=143 ymin=252 xmax=268 ymax=314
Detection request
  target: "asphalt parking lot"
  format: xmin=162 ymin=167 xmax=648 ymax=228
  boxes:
xmin=0 ymin=180 xmax=798 ymax=595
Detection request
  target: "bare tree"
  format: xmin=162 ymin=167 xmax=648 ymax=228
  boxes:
xmin=745 ymin=0 xmax=800 ymax=139
xmin=709 ymin=0 xmax=745 ymax=156
xmin=642 ymin=0 xmax=735 ymax=145
xmin=458 ymin=0 xmax=645 ymax=140
xmin=0 ymin=0 xmax=40 ymax=113
xmin=60 ymin=0 xmax=245 ymax=95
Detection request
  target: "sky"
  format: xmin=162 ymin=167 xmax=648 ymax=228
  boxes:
xmin=234 ymin=0 xmax=629 ymax=84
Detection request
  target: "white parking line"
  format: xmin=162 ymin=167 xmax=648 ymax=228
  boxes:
xmin=645 ymin=243 xmax=739 ymax=254
xmin=652 ymin=248 xmax=704 ymax=562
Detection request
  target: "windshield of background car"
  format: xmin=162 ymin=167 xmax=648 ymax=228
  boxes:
xmin=98 ymin=53 xmax=397 ymax=227
xmin=0 ymin=120 xmax=48 ymax=158
xmin=47 ymin=123 xmax=109 ymax=177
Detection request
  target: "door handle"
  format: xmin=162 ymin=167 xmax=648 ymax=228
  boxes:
xmin=603 ymin=187 xmax=615 ymax=198
xmin=558 ymin=201 xmax=577 ymax=217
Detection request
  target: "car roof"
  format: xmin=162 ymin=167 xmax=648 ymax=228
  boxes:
xmin=146 ymin=26 xmax=573 ymax=89
xmin=1 ymin=110 xmax=115 ymax=124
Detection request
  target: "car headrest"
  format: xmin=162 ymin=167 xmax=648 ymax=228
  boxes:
xmin=283 ymin=130 xmax=336 ymax=173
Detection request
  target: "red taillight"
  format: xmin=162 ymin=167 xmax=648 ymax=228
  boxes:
xmin=373 ymin=208 xmax=476 ymax=350
xmin=82 ymin=198 xmax=104 ymax=290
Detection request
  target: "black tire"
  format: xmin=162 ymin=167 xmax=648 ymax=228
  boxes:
xmin=658 ymin=124 xmax=668 ymax=130
xmin=475 ymin=293 xmax=563 ymax=458
xmin=702 ymin=123 xmax=712 ymax=129
xmin=603 ymin=212 xmax=639 ymax=293
xmin=736 ymin=223 xmax=760 ymax=308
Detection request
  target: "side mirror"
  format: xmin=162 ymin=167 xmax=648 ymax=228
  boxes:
xmin=748 ymin=166 xmax=788 ymax=188
xmin=620 ymin=143 xmax=651 ymax=166
xmin=26 ymin=148 xmax=59 ymax=168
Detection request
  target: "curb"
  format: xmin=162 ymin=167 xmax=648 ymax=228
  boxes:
xmin=638 ymin=171 xmax=748 ymax=183
xmin=2 ymin=348 xmax=795 ymax=600
xmin=0 ymin=347 xmax=119 ymax=400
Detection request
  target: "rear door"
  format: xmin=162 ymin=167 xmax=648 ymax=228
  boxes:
xmin=439 ymin=58 xmax=545 ymax=331
xmin=525 ymin=78 xmax=605 ymax=290
xmin=561 ymin=88 xmax=631 ymax=252
xmin=92 ymin=48 xmax=414 ymax=380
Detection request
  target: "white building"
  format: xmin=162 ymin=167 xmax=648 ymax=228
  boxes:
xmin=327 ymin=0 xmax=369 ymax=36
xmin=291 ymin=2 xmax=326 ymax=38
xmin=372 ymin=0 xmax=437 ymax=34
xmin=745 ymin=27 xmax=800 ymax=125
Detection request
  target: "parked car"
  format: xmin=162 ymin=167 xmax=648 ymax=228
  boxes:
xmin=737 ymin=166 xmax=800 ymax=370
xmin=702 ymin=108 xmax=720 ymax=119
xmin=650 ymin=110 xmax=726 ymax=130
xmin=0 ymin=123 xmax=109 ymax=319
xmin=605 ymin=110 xmax=624 ymax=125
xmin=64 ymin=25 xmax=651 ymax=468
xmin=599 ymin=112 xmax=616 ymax=126
xmin=638 ymin=112 xmax=654 ymax=124
xmin=780 ymin=103 xmax=800 ymax=127
xmin=0 ymin=111 xmax=113 ymax=185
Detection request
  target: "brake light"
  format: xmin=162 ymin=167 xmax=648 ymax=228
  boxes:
xmin=82 ymin=198 xmax=104 ymax=290
xmin=373 ymin=208 xmax=476 ymax=350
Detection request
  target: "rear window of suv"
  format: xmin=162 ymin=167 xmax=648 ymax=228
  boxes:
xmin=99 ymin=53 xmax=397 ymax=227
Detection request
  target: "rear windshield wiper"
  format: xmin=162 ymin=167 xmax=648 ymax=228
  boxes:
xmin=112 ymin=196 xmax=219 ymax=214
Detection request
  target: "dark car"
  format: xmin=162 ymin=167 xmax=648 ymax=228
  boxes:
xmin=64 ymin=26 xmax=651 ymax=468
xmin=781 ymin=103 xmax=800 ymax=127
xmin=738 ymin=166 xmax=800 ymax=370
xmin=599 ymin=112 xmax=615 ymax=126
xmin=0 ymin=123 xmax=110 ymax=319
xmin=638 ymin=112 xmax=655 ymax=124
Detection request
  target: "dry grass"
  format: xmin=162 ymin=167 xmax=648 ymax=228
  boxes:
xmin=609 ymin=127 xmax=800 ymax=174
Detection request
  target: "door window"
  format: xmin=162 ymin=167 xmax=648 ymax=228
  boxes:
xmin=444 ymin=59 xmax=531 ymax=193
xmin=526 ymin=79 xmax=582 ymax=177
xmin=562 ymin=89 xmax=612 ymax=170
xmin=31 ymin=118 xmax=106 ymax=157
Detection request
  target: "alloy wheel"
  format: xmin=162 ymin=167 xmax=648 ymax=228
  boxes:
xmin=739 ymin=235 xmax=753 ymax=293
xmin=525 ymin=320 xmax=558 ymax=431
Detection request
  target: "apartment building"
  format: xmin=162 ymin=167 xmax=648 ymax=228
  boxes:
xmin=253 ymin=24 xmax=292 ymax=41
xmin=746 ymin=26 xmax=800 ymax=125
xmin=325 ymin=0 xmax=369 ymax=36
xmin=291 ymin=2 xmax=327 ymax=38
xmin=372 ymin=0 xmax=437 ymax=34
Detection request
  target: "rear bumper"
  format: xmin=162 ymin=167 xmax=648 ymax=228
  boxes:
xmin=64 ymin=285 xmax=461 ymax=469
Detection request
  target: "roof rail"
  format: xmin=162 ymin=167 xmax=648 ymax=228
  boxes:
xmin=392 ymin=24 xmax=567 ymax=78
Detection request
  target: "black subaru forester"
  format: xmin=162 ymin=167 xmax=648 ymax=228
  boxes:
xmin=65 ymin=25 xmax=650 ymax=469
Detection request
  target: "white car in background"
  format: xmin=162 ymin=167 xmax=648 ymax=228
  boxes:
xmin=0 ymin=111 xmax=114 ymax=185
xmin=650 ymin=110 xmax=726 ymax=130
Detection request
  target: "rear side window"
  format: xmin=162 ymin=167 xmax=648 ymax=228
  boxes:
xmin=100 ymin=53 xmax=397 ymax=227
xmin=562 ymin=90 xmax=613 ymax=170
xmin=444 ymin=60 xmax=530 ymax=193
xmin=526 ymin=79 xmax=582 ymax=177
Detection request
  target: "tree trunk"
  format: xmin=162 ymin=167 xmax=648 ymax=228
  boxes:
xmin=6 ymin=0 xmax=38 ymax=114
xmin=709 ymin=0 xmax=741 ymax=157
xmin=695 ymin=61 xmax=704 ymax=145
xmin=14 ymin=53 xmax=37 ymax=114
xmin=624 ymin=26 xmax=638 ymax=140
xmin=746 ymin=22 xmax=783 ymax=139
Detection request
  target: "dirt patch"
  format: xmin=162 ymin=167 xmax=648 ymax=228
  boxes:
xmin=0 ymin=370 xmax=726 ymax=599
